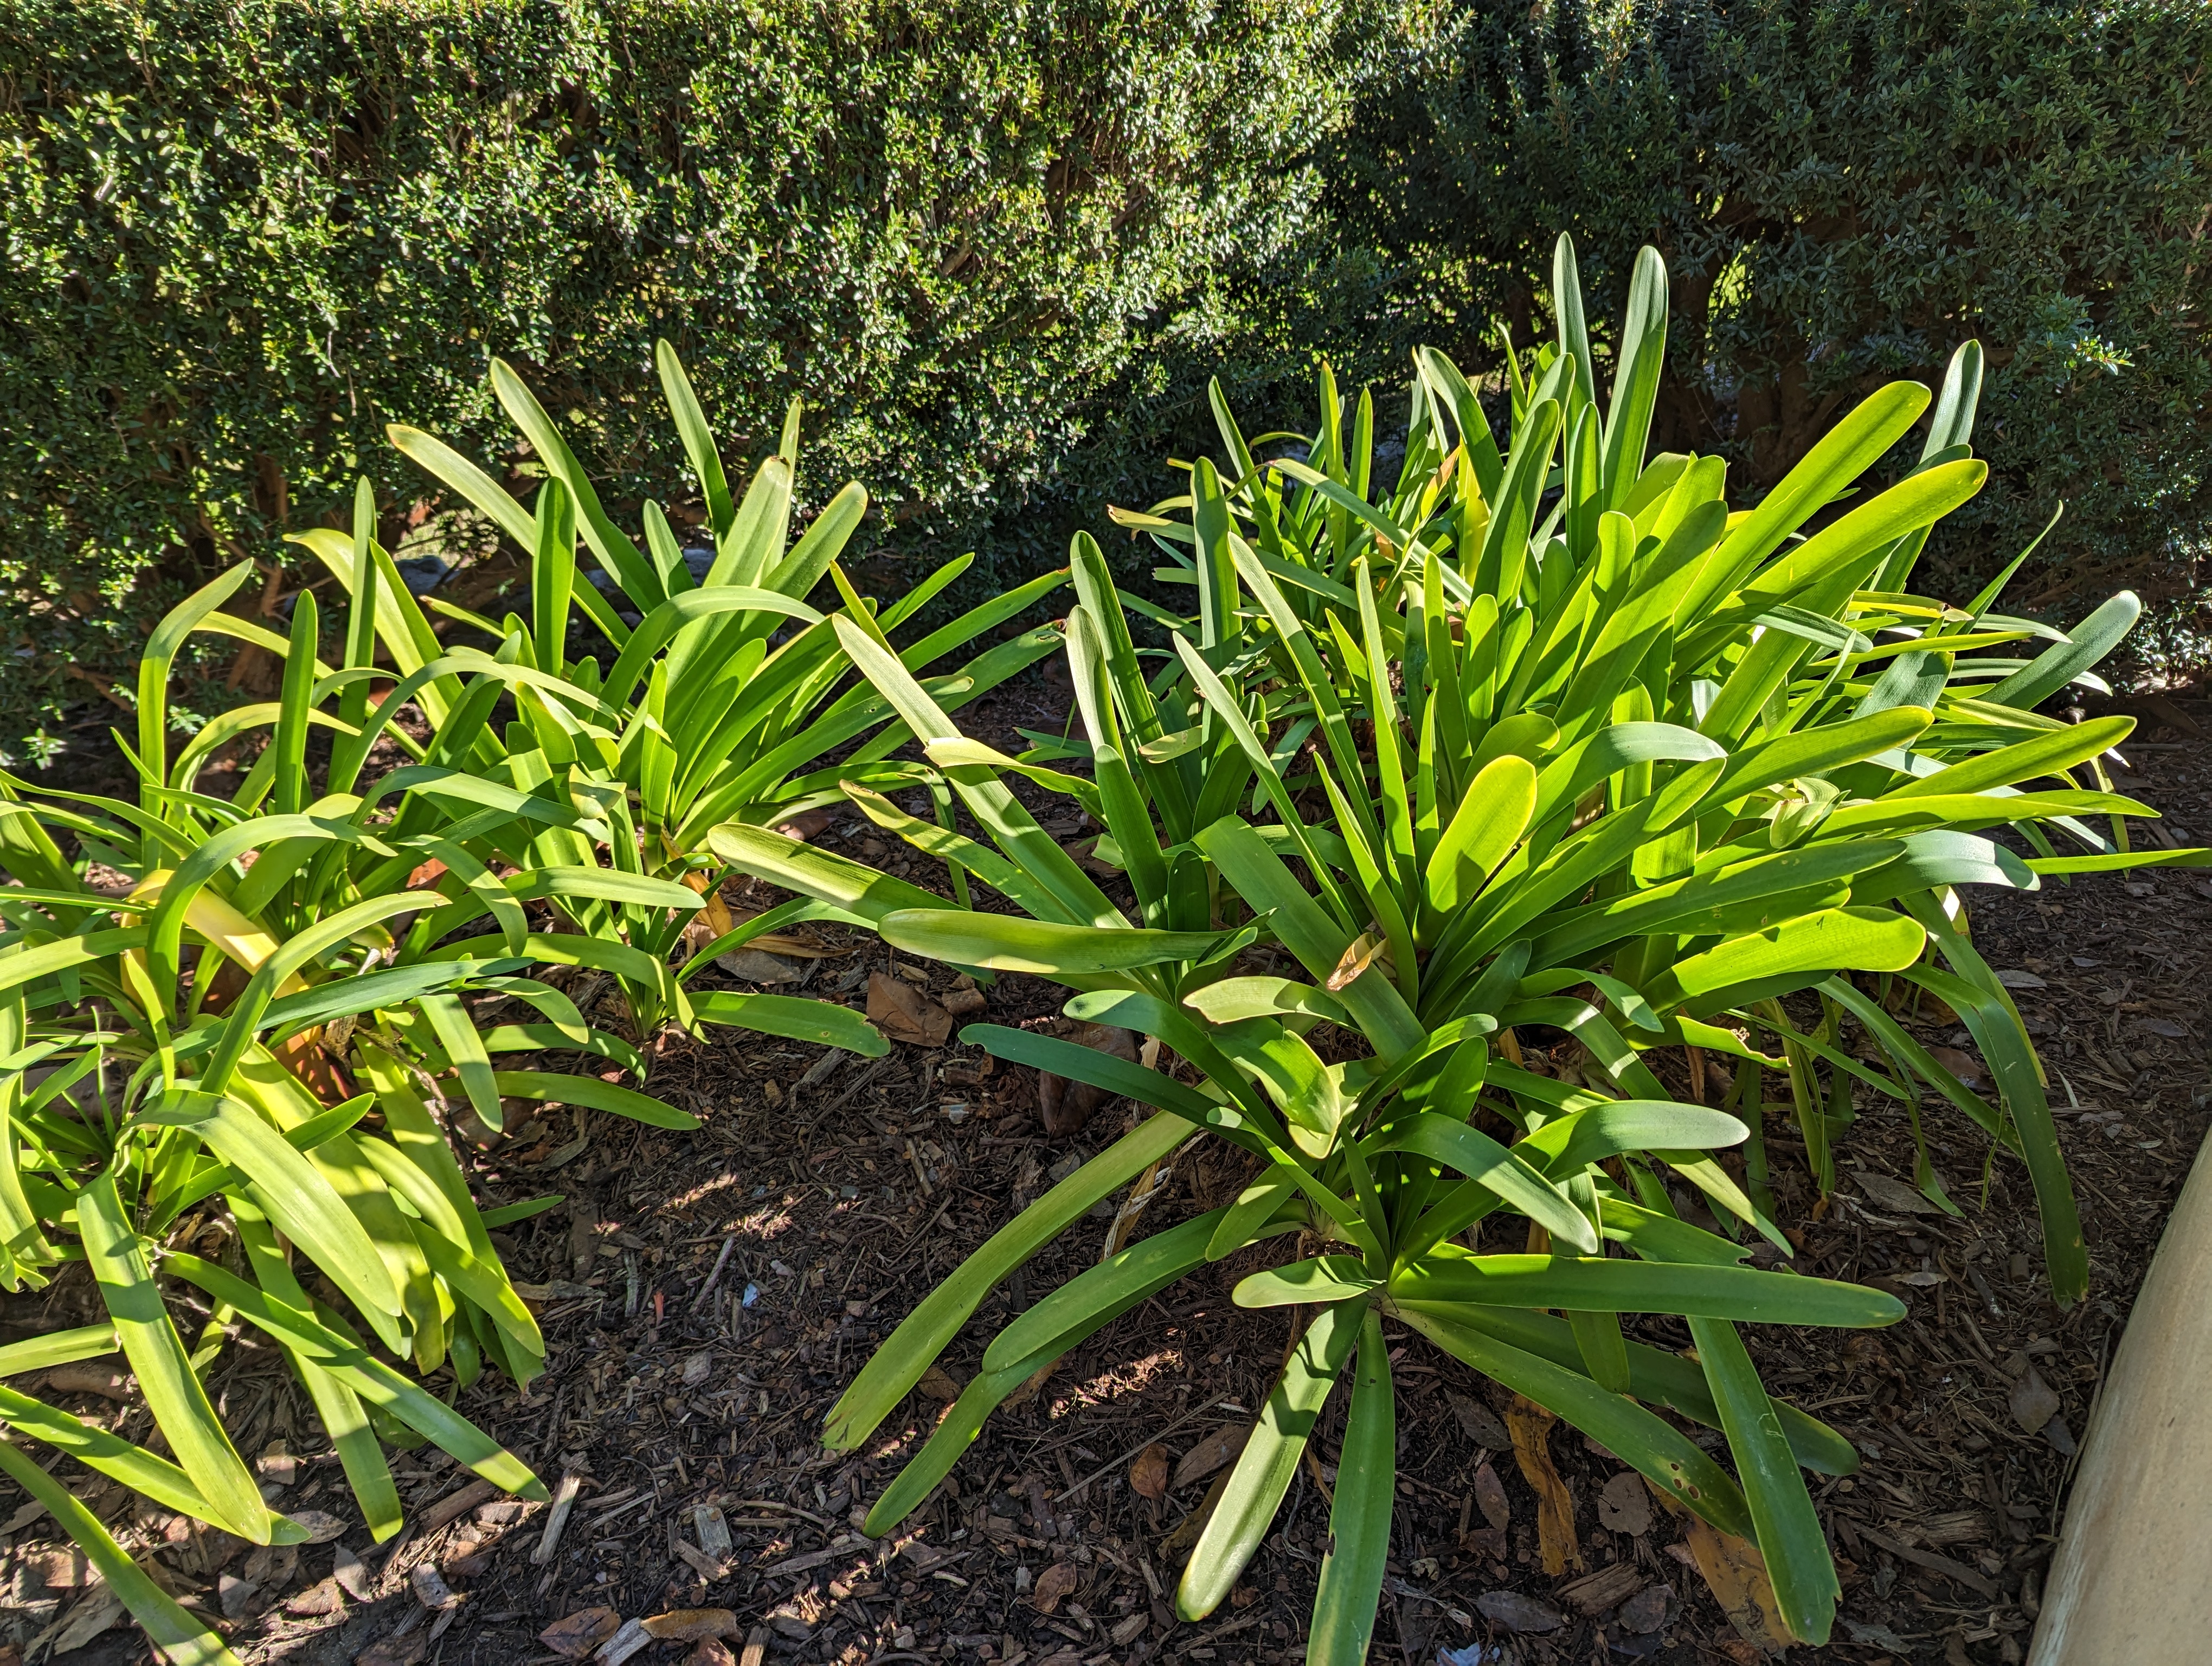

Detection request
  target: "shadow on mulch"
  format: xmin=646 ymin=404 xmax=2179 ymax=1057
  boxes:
xmin=10 ymin=687 xmax=2210 ymax=1666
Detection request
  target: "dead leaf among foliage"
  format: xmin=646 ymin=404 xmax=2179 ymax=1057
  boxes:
xmin=1031 ymin=1561 xmax=1081 ymax=1614
xmin=643 ymin=1608 xmax=740 ymax=1642
xmin=1652 ymin=1479 xmax=1792 ymax=1652
xmin=1446 ymin=1389 xmax=1510 ymax=1450
xmin=1471 ymin=1458 xmax=1510 ymax=1533
xmin=1475 ymin=1589 xmax=1563 ymax=1632
xmin=1172 ymin=1423 xmax=1250 ymax=1491
xmin=2009 ymin=1362 xmax=2062 ymax=1433
xmin=1036 ymin=1021 xmax=1138 ymax=1135
xmin=1853 ymin=1168 xmax=1950 ymax=1216
xmin=1504 ymin=1393 xmax=1582 ymax=1576
xmin=867 ymin=972 xmax=952 ymax=1046
xmin=539 ymin=1605 xmax=622 ymax=1659
xmin=1130 ymin=1443 xmax=1169 ymax=1501
xmin=1597 ymin=1469 xmax=1654 ymax=1536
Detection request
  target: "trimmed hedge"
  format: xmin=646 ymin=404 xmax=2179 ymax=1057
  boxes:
xmin=1332 ymin=0 xmax=2212 ymax=661
xmin=0 ymin=0 xmax=1372 ymax=755
xmin=5 ymin=0 xmax=2211 ymax=757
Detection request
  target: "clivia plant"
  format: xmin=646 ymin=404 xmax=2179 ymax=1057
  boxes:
xmin=710 ymin=238 xmax=2199 ymax=1654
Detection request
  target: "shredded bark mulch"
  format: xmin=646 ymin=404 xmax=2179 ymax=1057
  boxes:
xmin=5 ymin=685 xmax=2208 ymax=1666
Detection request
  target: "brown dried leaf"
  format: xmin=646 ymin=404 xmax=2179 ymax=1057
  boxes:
xmin=1130 ymin=1444 xmax=1169 ymax=1502
xmin=942 ymin=986 xmax=988 ymax=1016
xmin=642 ymin=1609 xmax=739 ymax=1643
xmin=1472 ymin=1458 xmax=1510 ymax=1533
xmin=286 ymin=1509 xmax=349 ymax=1545
xmin=1650 ymin=1480 xmax=1791 ymax=1651
xmin=686 ymin=1640 xmax=739 ymax=1666
xmin=43 ymin=1363 xmax=128 ymax=1401
xmin=285 ymin=1579 xmax=345 ymax=1618
xmin=539 ymin=1606 xmax=622 ymax=1659
xmin=867 ymin=973 xmax=952 ymax=1047
xmin=1598 ymin=1469 xmax=1654 ymax=1536
xmin=1446 ymin=1391 xmax=1510 ymax=1450
xmin=1036 ymin=1023 xmax=1139 ymax=1136
xmin=1475 ymin=1590 xmax=1563 ymax=1632
xmin=331 ymin=1542 xmax=376 ymax=1603
xmin=1504 ymin=1394 xmax=1582 ymax=1575
xmin=2010 ymin=1364 xmax=2062 ymax=1434
xmin=917 ymin=1364 xmax=963 ymax=1402
xmin=1172 ymin=1424 xmax=1250 ymax=1491
xmin=1031 ymin=1562 xmax=1081 ymax=1614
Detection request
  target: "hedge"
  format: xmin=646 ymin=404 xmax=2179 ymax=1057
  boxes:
xmin=1332 ymin=0 xmax=2212 ymax=663
xmin=5 ymin=0 xmax=2211 ymax=759
xmin=0 ymin=0 xmax=1375 ymax=757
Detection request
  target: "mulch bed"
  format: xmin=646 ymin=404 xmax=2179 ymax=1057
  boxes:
xmin=5 ymin=684 xmax=2209 ymax=1666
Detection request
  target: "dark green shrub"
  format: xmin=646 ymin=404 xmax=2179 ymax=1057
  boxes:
xmin=1331 ymin=0 xmax=2212 ymax=660
xmin=0 ymin=0 xmax=1373 ymax=755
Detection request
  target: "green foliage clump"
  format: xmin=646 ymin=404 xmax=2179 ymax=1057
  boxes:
xmin=708 ymin=238 xmax=2195 ymax=1658
xmin=1332 ymin=0 xmax=2212 ymax=650
xmin=0 ymin=0 xmax=1374 ymax=753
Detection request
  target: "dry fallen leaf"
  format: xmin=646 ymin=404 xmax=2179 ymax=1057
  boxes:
xmin=2010 ymin=1363 xmax=2062 ymax=1434
xmin=331 ymin=1542 xmax=376 ymax=1603
xmin=539 ymin=1606 xmax=622 ymax=1659
xmin=642 ymin=1609 xmax=740 ymax=1643
xmin=1446 ymin=1391 xmax=1510 ymax=1450
xmin=1172 ymin=1424 xmax=1250 ymax=1491
xmin=1129 ymin=1444 xmax=1169 ymax=1502
xmin=1852 ymin=1169 xmax=1950 ymax=1216
xmin=285 ymin=1578 xmax=345 ymax=1618
xmin=44 ymin=1363 xmax=128 ymax=1401
xmin=1031 ymin=1562 xmax=1081 ymax=1614
xmin=1475 ymin=1590 xmax=1563 ymax=1632
xmin=1471 ymin=1457 xmax=1510 ymax=1533
xmin=1037 ymin=1022 xmax=1139 ymax=1136
xmin=686 ymin=1639 xmax=739 ymax=1666
xmin=286 ymin=1509 xmax=349 ymax=1545
xmin=1504 ymin=1394 xmax=1582 ymax=1575
xmin=942 ymin=985 xmax=988 ymax=1016
xmin=1597 ymin=1469 xmax=1654 ymax=1536
xmin=917 ymin=1363 xmax=964 ymax=1402
xmin=867 ymin=972 xmax=953 ymax=1047
xmin=1649 ymin=1478 xmax=1792 ymax=1650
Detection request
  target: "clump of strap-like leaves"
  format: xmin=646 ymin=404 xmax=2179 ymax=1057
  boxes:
xmin=711 ymin=236 xmax=2190 ymax=1654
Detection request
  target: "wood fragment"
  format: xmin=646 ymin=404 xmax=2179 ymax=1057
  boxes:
xmin=595 ymin=1617 xmax=654 ymax=1665
xmin=420 ymin=1478 xmax=499 ymax=1534
xmin=532 ymin=1470 xmax=586 ymax=1566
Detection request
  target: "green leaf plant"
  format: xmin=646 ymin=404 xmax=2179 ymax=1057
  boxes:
xmin=385 ymin=345 xmax=1068 ymax=1036
xmin=709 ymin=237 xmax=2200 ymax=1655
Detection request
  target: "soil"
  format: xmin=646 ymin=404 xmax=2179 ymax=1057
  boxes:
xmin=5 ymin=683 xmax=2209 ymax=1666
